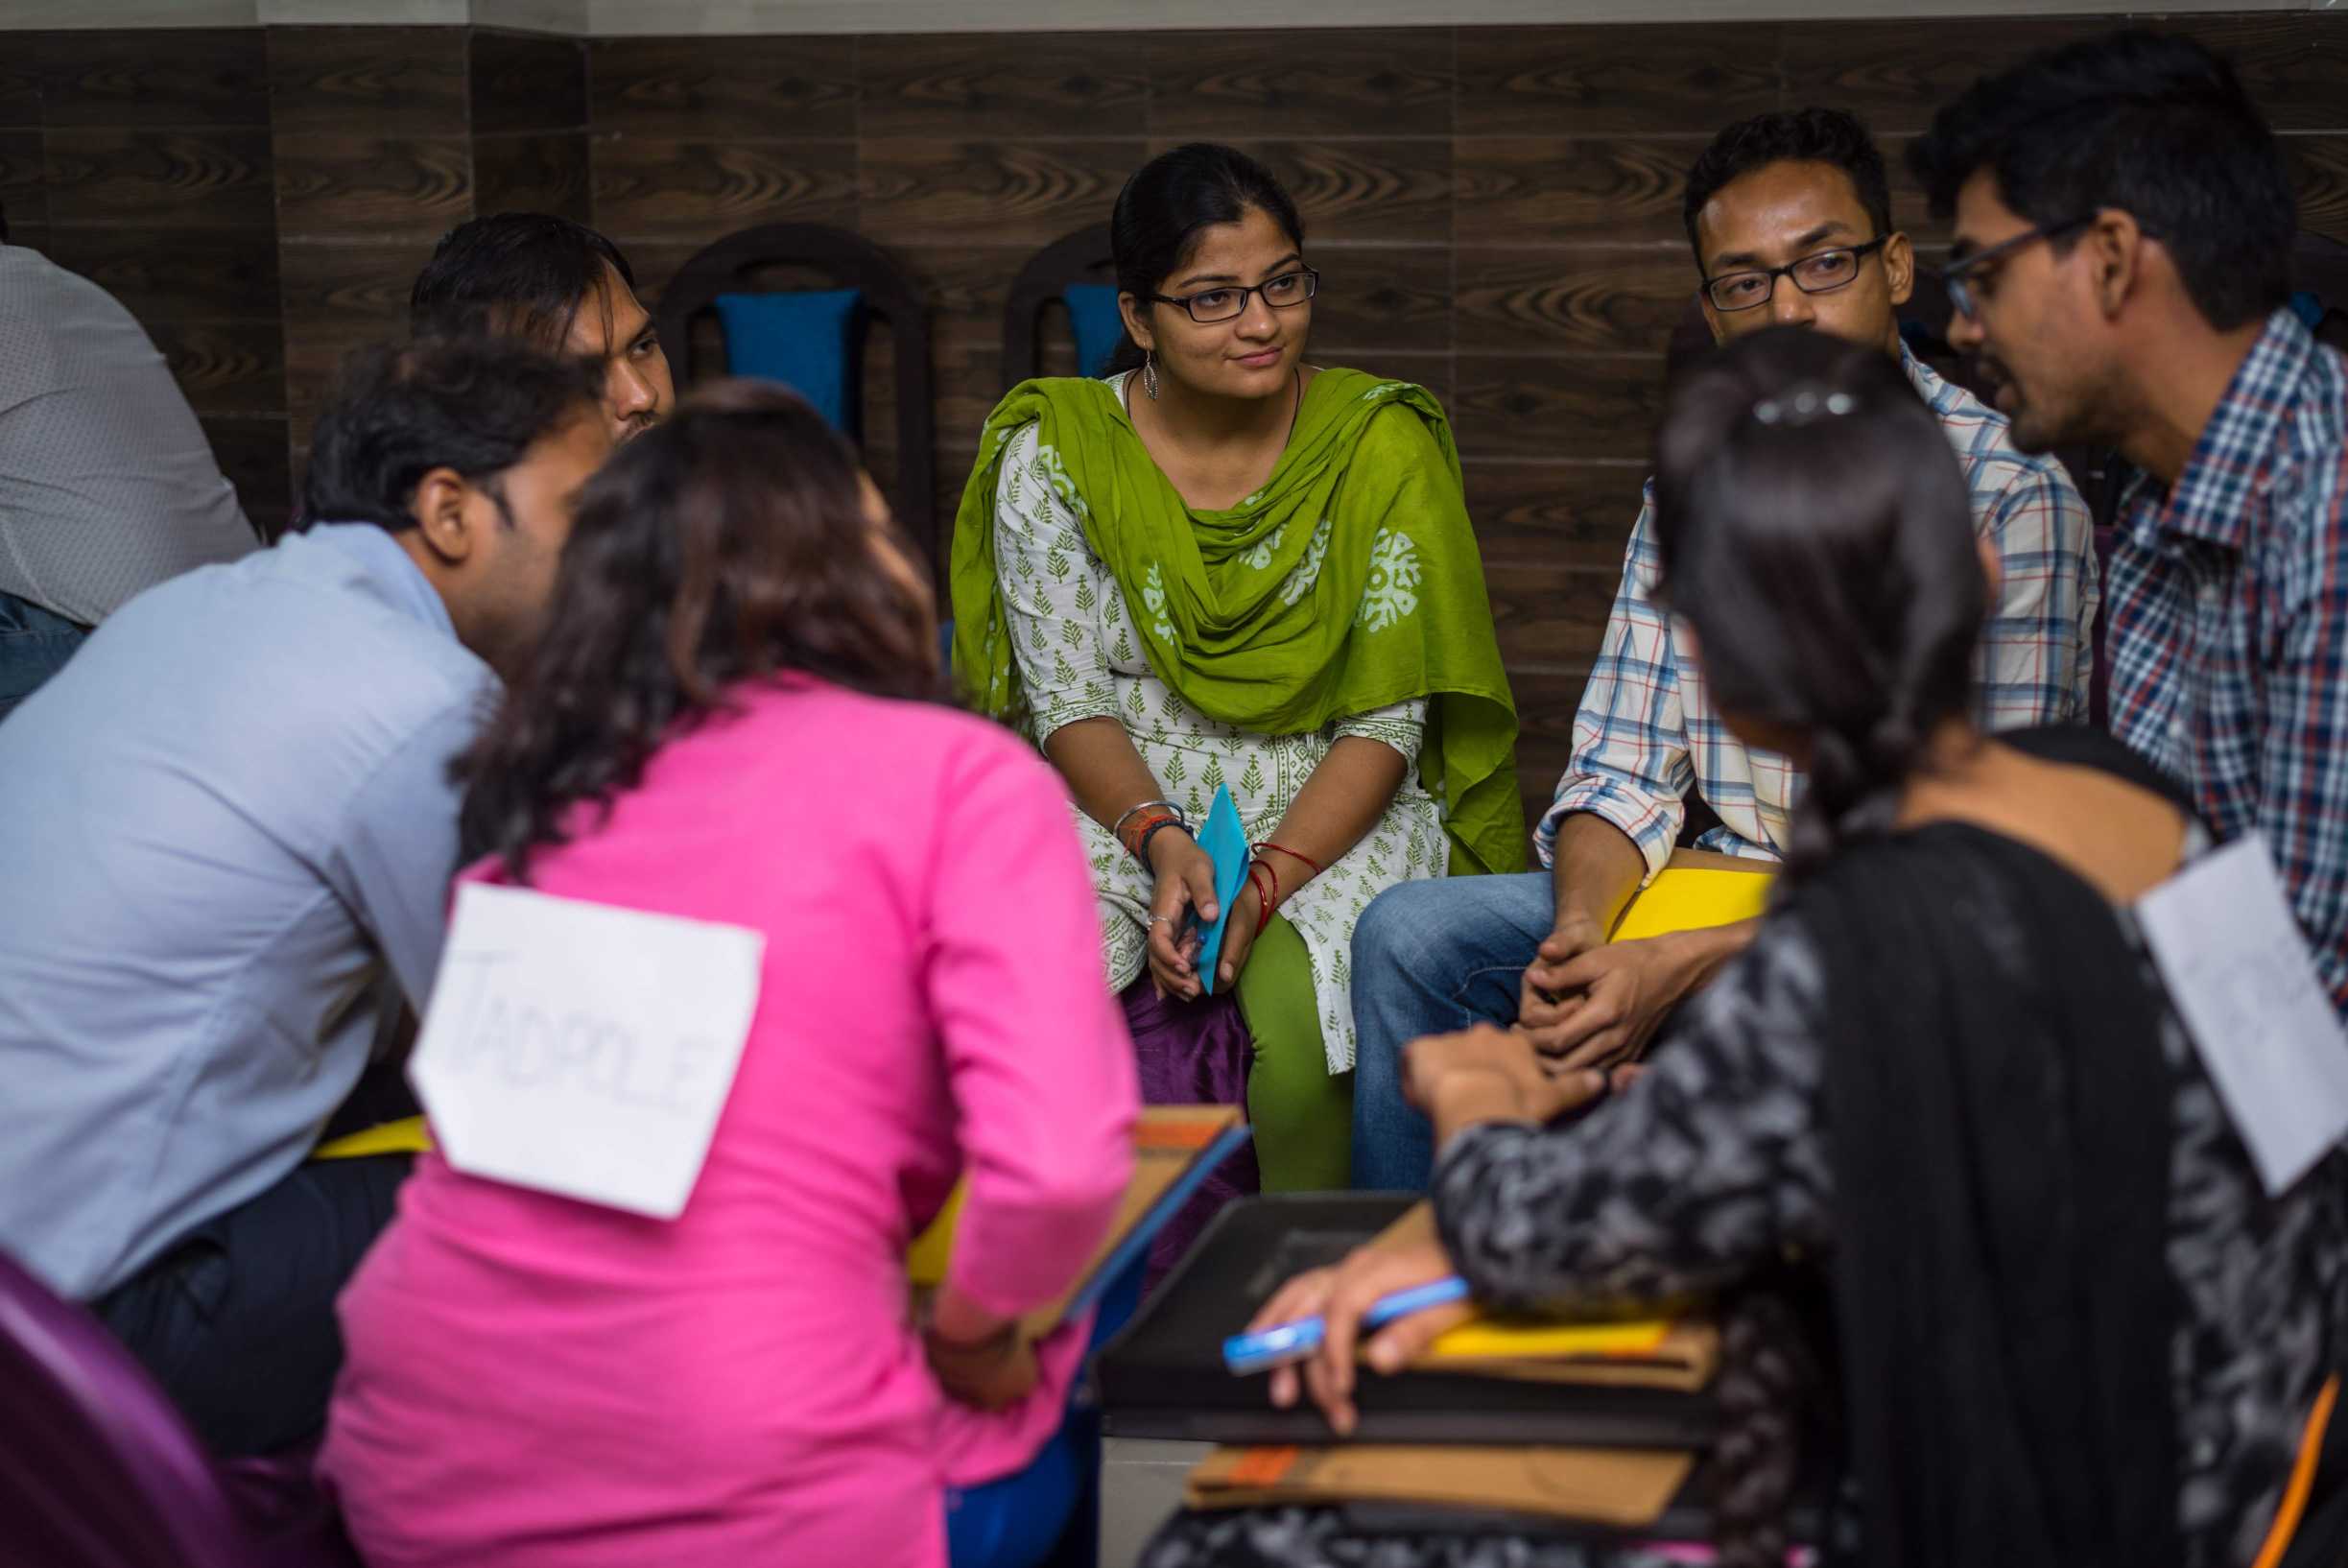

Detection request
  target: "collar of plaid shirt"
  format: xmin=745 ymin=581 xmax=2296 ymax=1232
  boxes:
xmin=2123 ymin=307 xmax=2315 ymax=555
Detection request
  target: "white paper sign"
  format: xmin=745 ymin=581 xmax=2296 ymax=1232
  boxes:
xmin=409 ymin=882 xmax=765 ymax=1219
xmin=2136 ymin=834 xmax=2348 ymax=1196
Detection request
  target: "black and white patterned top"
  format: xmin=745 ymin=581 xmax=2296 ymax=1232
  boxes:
xmin=1427 ymin=902 xmax=2347 ymax=1568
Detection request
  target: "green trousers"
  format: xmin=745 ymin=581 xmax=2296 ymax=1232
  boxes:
xmin=1234 ymin=914 xmax=1354 ymax=1192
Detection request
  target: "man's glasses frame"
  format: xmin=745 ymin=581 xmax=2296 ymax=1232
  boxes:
xmin=1700 ymin=236 xmax=1892 ymax=313
xmin=1939 ymin=217 xmax=2091 ymax=320
xmin=1144 ymin=268 xmax=1320 ymax=325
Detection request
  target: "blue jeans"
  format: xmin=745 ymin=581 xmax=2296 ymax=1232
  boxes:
xmin=0 ymin=589 xmax=87 ymax=722
xmin=1348 ymin=871 xmax=1556 ymax=1191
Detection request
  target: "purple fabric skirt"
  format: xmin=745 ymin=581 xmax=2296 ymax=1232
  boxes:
xmin=1120 ymin=977 xmax=1262 ymax=1289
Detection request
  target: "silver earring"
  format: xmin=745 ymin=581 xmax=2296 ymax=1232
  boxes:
xmin=1143 ymin=351 xmax=1160 ymax=401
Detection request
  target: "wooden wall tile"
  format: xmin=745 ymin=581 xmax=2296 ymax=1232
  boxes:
xmin=267 ymin=27 xmax=466 ymax=136
xmin=1463 ymin=459 xmax=1649 ymax=569
xmin=1145 ymin=28 xmax=1452 ymax=140
xmin=471 ymin=30 xmax=587 ymax=134
xmin=1483 ymin=559 xmax=1620 ymax=669
xmin=861 ymin=33 xmax=1145 ymax=140
xmin=1510 ymin=665 xmax=1601 ymax=828
xmin=1308 ymin=245 xmax=1450 ymax=356
xmin=0 ymin=40 xmax=42 ymax=131
xmin=0 ymin=131 xmax=44 ymax=234
xmin=475 ymin=131 xmax=589 ymax=222
xmin=43 ymin=129 xmax=273 ymax=229
xmin=595 ymin=135 xmax=857 ymax=239
xmin=279 ymin=239 xmax=438 ymax=420
xmin=148 ymin=320 xmax=286 ymax=416
xmin=587 ymin=36 xmax=855 ymax=141
xmin=1453 ymin=353 xmax=1667 ymax=462
xmin=276 ymin=134 xmax=469 ymax=239
xmin=38 ymin=226 xmax=279 ymax=320
xmin=1200 ymin=137 xmax=1453 ymax=246
xmin=2162 ymin=14 xmax=2347 ymax=135
xmin=860 ymin=138 xmax=1138 ymax=248
xmin=2289 ymin=135 xmax=2348 ymax=245
xmin=201 ymin=414 xmax=294 ymax=538
xmin=39 ymin=29 xmax=269 ymax=129
xmin=1456 ymin=249 xmax=1697 ymax=356
xmin=1456 ymin=136 xmax=1694 ymax=250
xmin=1779 ymin=18 xmax=2115 ymax=136
xmin=1456 ymin=24 xmax=1778 ymax=138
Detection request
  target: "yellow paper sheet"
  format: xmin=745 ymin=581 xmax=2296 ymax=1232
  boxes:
xmin=1425 ymin=1316 xmax=1671 ymax=1362
xmin=311 ymin=1115 xmax=433 ymax=1160
xmin=1608 ymin=862 xmax=1774 ymax=943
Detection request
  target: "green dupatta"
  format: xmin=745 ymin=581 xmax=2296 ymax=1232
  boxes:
xmin=949 ymin=367 xmax=1524 ymax=876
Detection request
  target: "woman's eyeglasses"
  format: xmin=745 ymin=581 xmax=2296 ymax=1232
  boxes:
xmin=1701 ymin=238 xmax=1891 ymax=312
xmin=1146 ymin=269 xmax=1320 ymax=324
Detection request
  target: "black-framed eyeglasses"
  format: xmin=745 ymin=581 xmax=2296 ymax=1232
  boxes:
xmin=1702 ymin=237 xmax=1891 ymax=312
xmin=1939 ymin=217 xmax=2090 ymax=320
xmin=1145 ymin=268 xmax=1319 ymax=324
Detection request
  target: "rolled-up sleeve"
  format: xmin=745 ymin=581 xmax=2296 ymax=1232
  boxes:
xmin=1535 ymin=493 xmax=1691 ymax=880
xmin=926 ymin=731 xmax=1139 ymax=1319
xmin=1334 ymin=696 xmax=1427 ymax=771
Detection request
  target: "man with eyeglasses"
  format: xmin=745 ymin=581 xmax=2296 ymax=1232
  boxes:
xmin=1914 ymin=31 xmax=2348 ymax=1016
xmin=1348 ymin=107 xmax=2097 ymax=1190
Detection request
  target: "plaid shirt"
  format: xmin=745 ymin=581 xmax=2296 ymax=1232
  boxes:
xmin=2107 ymin=308 xmax=2348 ymax=1012
xmin=1539 ymin=347 xmax=2098 ymax=879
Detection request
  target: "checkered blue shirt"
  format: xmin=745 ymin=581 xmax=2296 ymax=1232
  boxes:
xmin=1539 ymin=347 xmax=2099 ymax=882
xmin=2107 ymin=308 xmax=2348 ymax=1012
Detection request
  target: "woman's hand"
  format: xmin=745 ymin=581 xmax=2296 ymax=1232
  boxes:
xmin=1246 ymin=1236 xmax=1470 ymax=1436
xmin=923 ymin=1320 xmax=1040 ymax=1411
xmin=1401 ymin=1024 xmax=1617 ymax=1141
xmin=1144 ymin=831 xmax=1221 ymax=1000
xmin=1211 ymin=878 xmax=1266 ymax=990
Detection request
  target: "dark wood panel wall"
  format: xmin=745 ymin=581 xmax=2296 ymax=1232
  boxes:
xmin=4 ymin=15 xmax=2344 ymax=819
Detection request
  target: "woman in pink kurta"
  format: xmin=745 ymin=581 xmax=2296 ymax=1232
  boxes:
xmin=320 ymin=382 xmax=1139 ymax=1568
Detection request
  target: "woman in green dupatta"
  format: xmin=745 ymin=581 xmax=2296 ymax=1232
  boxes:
xmin=950 ymin=145 xmax=1520 ymax=1192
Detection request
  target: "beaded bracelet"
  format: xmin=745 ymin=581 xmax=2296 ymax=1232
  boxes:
xmin=1112 ymin=797 xmax=1183 ymax=843
xmin=1120 ymin=809 xmax=1181 ymax=861
xmin=1136 ymin=817 xmax=1193 ymax=864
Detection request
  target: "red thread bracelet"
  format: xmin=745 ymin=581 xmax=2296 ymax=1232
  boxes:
xmin=1247 ymin=863 xmax=1278 ymax=938
xmin=1255 ymin=842 xmax=1325 ymax=877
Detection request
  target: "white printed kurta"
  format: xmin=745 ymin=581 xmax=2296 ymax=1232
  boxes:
xmin=989 ymin=409 xmax=1449 ymax=1075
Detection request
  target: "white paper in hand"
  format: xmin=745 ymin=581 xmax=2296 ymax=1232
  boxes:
xmin=2136 ymin=834 xmax=2348 ymax=1196
xmin=410 ymin=882 xmax=765 ymax=1219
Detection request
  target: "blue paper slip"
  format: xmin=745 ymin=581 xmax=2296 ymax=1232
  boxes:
xmin=1221 ymin=1275 xmax=1472 ymax=1376
xmin=1192 ymin=785 xmax=1251 ymax=995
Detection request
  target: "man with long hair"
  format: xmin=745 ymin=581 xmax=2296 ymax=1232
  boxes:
xmin=412 ymin=211 xmax=674 ymax=444
xmin=0 ymin=339 xmax=609 ymax=1454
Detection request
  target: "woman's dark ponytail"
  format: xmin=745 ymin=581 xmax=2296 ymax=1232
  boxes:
xmin=1712 ymin=1281 xmax=1833 ymax=1568
xmin=1103 ymin=144 xmax=1305 ymax=375
xmin=1648 ymin=327 xmax=1987 ymax=879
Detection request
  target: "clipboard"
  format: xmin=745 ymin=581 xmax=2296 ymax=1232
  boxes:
xmin=1192 ymin=785 xmax=1251 ymax=994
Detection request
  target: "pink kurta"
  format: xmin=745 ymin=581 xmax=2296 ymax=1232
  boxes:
xmin=321 ymin=677 xmax=1139 ymax=1568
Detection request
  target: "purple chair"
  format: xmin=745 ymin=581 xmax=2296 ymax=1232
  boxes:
xmin=0 ymin=1248 xmax=359 ymax=1568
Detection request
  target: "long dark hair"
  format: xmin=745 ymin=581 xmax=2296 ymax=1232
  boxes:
xmin=1650 ymin=325 xmax=1984 ymax=876
xmin=1105 ymin=143 xmax=1305 ymax=374
xmin=454 ymin=380 xmax=940 ymax=880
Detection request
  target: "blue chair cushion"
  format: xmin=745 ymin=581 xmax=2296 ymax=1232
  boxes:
xmin=712 ymin=288 xmax=863 ymax=437
xmin=1061 ymin=285 xmax=1126 ymax=380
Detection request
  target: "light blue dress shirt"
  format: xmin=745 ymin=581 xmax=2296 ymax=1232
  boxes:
xmin=0 ymin=523 xmax=490 ymax=1299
